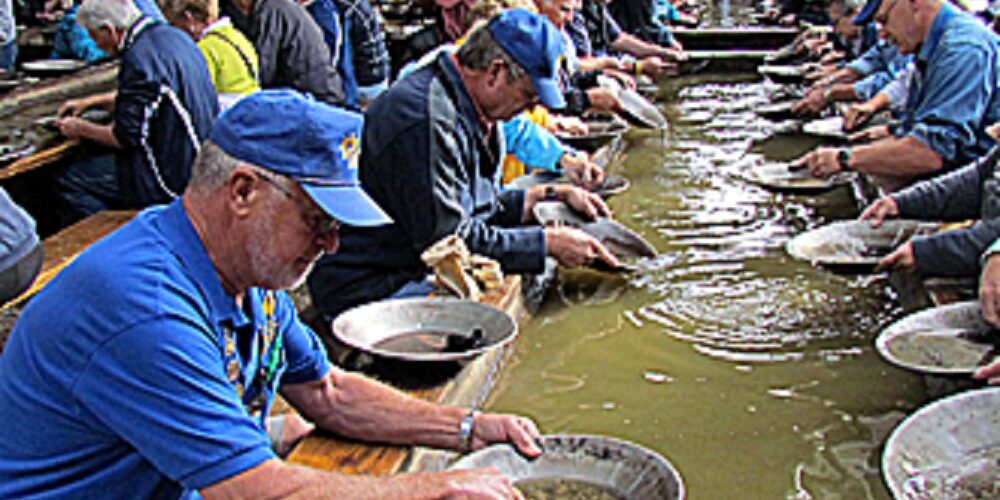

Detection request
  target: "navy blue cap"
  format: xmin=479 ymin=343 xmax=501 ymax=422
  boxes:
xmin=853 ymin=0 xmax=882 ymax=24
xmin=487 ymin=8 xmax=566 ymax=110
xmin=210 ymin=90 xmax=392 ymax=227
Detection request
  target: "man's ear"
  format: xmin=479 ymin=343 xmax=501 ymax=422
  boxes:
xmin=485 ymin=59 xmax=505 ymax=88
xmin=227 ymin=165 xmax=263 ymax=219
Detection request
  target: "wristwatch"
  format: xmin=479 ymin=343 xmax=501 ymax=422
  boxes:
xmin=837 ymin=148 xmax=853 ymax=171
xmin=822 ymin=87 xmax=834 ymax=102
xmin=458 ymin=409 xmax=480 ymax=452
xmin=544 ymin=185 xmax=558 ymax=201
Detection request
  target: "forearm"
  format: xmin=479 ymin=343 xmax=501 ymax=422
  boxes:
xmin=827 ymin=83 xmax=858 ymax=102
xmin=88 ymin=91 xmax=117 ymax=110
xmin=79 ymin=123 xmax=121 ymax=149
xmin=912 ymin=221 xmax=1000 ymax=278
xmin=201 ymin=458 xmax=461 ymax=500
xmin=288 ymin=370 xmax=468 ymax=451
xmin=850 ymin=136 xmax=943 ymax=178
xmin=892 ymin=161 xmax=983 ymax=219
xmin=611 ymin=33 xmax=669 ymax=59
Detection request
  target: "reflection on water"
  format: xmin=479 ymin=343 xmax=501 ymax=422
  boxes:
xmin=487 ymin=74 xmax=930 ymax=499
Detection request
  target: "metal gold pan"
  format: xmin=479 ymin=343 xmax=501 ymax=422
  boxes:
xmin=331 ymin=297 xmax=516 ymax=363
xmin=450 ymin=434 xmax=685 ymax=500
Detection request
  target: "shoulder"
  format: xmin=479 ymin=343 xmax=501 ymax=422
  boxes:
xmin=940 ymin=14 xmax=998 ymax=54
xmin=26 ymin=210 xmax=210 ymax=332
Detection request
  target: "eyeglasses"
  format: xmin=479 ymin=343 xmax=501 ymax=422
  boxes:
xmin=874 ymin=0 xmax=901 ymax=25
xmin=252 ymin=168 xmax=341 ymax=237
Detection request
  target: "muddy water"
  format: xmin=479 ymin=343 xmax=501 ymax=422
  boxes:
xmin=486 ymin=75 xmax=931 ymax=499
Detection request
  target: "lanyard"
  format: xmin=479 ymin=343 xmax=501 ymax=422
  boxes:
xmin=223 ymin=291 xmax=282 ymax=417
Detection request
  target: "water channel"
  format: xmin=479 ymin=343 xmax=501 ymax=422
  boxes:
xmin=486 ymin=73 xmax=933 ymax=498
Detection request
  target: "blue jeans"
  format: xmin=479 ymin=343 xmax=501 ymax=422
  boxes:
xmin=57 ymin=153 xmax=121 ymax=224
xmin=389 ymin=277 xmax=435 ymax=299
xmin=0 ymin=41 xmax=16 ymax=71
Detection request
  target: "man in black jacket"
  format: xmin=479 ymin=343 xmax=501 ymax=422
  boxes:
xmin=308 ymin=9 xmax=618 ymax=318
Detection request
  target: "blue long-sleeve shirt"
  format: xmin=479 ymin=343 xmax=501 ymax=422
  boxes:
xmin=896 ymin=3 xmax=1000 ymax=167
xmin=501 ymin=115 xmax=572 ymax=175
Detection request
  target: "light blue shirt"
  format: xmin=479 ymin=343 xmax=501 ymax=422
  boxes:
xmin=898 ymin=3 xmax=1000 ymax=166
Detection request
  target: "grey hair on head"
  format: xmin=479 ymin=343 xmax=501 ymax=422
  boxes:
xmin=77 ymin=0 xmax=142 ymax=31
xmin=158 ymin=0 xmax=219 ymax=24
xmin=187 ymin=141 xmax=299 ymax=196
xmin=455 ymin=21 xmax=527 ymax=83
xmin=187 ymin=141 xmax=243 ymax=194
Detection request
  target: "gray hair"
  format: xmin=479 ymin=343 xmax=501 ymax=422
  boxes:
xmin=188 ymin=141 xmax=299 ymax=195
xmin=455 ymin=21 xmax=527 ymax=83
xmin=187 ymin=141 xmax=242 ymax=194
xmin=78 ymin=0 xmax=142 ymax=31
xmin=158 ymin=0 xmax=219 ymax=24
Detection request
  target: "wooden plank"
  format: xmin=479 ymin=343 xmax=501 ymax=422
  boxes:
xmin=286 ymin=276 xmax=525 ymax=476
xmin=0 ymin=140 xmax=78 ymax=181
xmin=0 ymin=63 xmax=117 ymax=117
xmin=684 ymin=50 xmax=773 ymax=72
xmin=673 ymin=27 xmax=799 ymax=51
xmin=1 ymin=210 xmax=136 ymax=312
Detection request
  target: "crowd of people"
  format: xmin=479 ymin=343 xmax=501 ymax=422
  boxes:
xmin=0 ymin=0 xmax=701 ymax=497
xmin=773 ymin=0 xmax=1000 ymax=381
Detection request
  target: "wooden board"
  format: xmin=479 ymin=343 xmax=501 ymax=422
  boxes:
xmin=286 ymin=276 xmax=526 ymax=476
xmin=0 ymin=140 xmax=78 ymax=181
xmin=673 ymin=27 xmax=799 ymax=51
xmin=1 ymin=210 xmax=135 ymax=312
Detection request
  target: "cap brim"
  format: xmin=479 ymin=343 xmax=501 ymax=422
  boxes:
xmin=301 ymin=183 xmax=393 ymax=227
xmin=853 ymin=0 xmax=881 ymax=24
xmin=532 ymin=77 xmax=566 ymax=110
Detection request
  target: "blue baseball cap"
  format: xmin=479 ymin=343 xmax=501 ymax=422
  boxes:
xmin=853 ymin=0 xmax=882 ymax=24
xmin=487 ymin=8 xmax=566 ymax=110
xmin=210 ymin=90 xmax=392 ymax=227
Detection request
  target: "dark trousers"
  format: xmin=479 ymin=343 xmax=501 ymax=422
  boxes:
xmin=56 ymin=153 xmax=121 ymax=226
xmin=0 ymin=244 xmax=43 ymax=305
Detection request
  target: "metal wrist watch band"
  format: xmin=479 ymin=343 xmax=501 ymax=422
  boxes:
xmin=458 ymin=409 xmax=480 ymax=452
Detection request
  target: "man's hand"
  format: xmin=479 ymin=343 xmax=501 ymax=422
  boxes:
xmin=561 ymin=185 xmax=611 ymax=220
xmin=58 ymin=97 xmax=93 ymax=118
xmin=790 ymin=147 xmax=841 ymax=178
xmin=859 ymin=197 xmax=899 ymax=228
xmin=973 ymin=358 xmax=1000 ymax=385
xmin=979 ymin=254 xmax=1000 ymax=329
xmin=819 ymin=51 xmax=843 ymax=65
xmin=54 ymin=116 xmax=92 ymax=140
xmin=875 ymin=242 xmax=916 ymax=272
xmin=551 ymin=115 xmax=588 ymax=135
xmin=437 ymin=468 xmax=524 ymax=499
xmin=792 ymin=88 xmax=828 ymax=115
xmin=639 ymin=56 xmax=678 ymax=77
xmin=545 ymin=227 xmax=619 ymax=269
xmin=848 ymin=124 xmax=890 ymax=143
xmin=586 ymin=87 xmax=622 ymax=113
xmin=560 ymin=152 xmax=604 ymax=190
xmin=471 ymin=413 xmax=542 ymax=457
xmin=843 ymin=102 xmax=878 ymax=131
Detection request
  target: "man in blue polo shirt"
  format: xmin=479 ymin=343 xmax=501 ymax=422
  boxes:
xmin=795 ymin=0 xmax=1000 ymax=192
xmin=0 ymin=90 xmax=540 ymax=498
